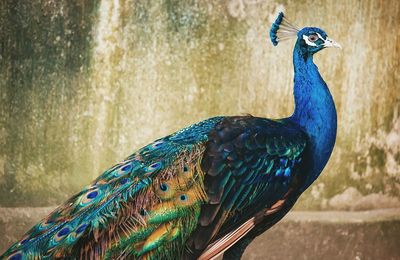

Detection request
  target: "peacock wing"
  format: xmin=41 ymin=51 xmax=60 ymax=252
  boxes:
xmin=1 ymin=117 xmax=223 ymax=260
xmin=185 ymin=116 xmax=308 ymax=259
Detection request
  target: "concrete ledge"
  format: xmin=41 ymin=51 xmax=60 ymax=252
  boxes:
xmin=245 ymin=209 xmax=400 ymax=260
xmin=280 ymin=208 xmax=400 ymax=223
xmin=1 ymin=208 xmax=399 ymax=259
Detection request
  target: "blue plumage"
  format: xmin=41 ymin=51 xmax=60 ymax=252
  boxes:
xmin=1 ymin=13 xmax=340 ymax=260
xmin=269 ymin=12 xmax=284 ymax=45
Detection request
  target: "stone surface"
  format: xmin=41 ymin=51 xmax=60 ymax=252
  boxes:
xmin=1 ymin=207 xmax=399 ymax=259
xmin=244 ymin=209 xmax=400 ymax=260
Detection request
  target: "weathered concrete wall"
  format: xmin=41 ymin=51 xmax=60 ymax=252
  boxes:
xmin=0 ymin=0 xmax=399 ymax=208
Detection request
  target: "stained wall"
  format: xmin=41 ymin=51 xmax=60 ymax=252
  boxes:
xmin=0 ymin=0 xmax=399 ymax=208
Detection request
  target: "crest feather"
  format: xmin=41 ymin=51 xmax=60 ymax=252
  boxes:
xmin=270 ymin=12 xmax=299 ymax=46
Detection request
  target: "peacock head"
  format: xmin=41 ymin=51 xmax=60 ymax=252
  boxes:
xmin=270 ymin=12 xmax=341 ymax=56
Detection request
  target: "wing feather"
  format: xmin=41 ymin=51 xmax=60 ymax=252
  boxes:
xmin=198 ymin=217 xmax=255 ymax=260
xmin=184 ymin=116 xmax=307 ymax=258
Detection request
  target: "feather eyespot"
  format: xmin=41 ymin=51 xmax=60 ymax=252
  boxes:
xmin=183 ymin=165 xmax=189 ymax=172
xmin=119 ymin=178 xmax=129 ymax=185
xmin=309 ymin=34 xmax=318 ymax=42
xmin=76 ymin=224 xmax=88 ymax=234
xmin=139 ymin=208 xmax=148 ymax=216
xmin=146 ymin=162 xmax=162 ymax=173
xmin=20 ymin=238 xmax=30 ymax=245
xmin=151 ymin=141 xmax=164 ymax=148
xmin=50 ymin=226 xmax=72 ymax=244
xmin=180 ymin=194 xmax=188 ymax=201
xmin=121 ymin=164 xmax=132 ymax=172
xmin=57 ymin=227 xmax=70 ymax=237
xmin=86 ymin=190 xmax=98 ymax=199
xmin=159 ymin=183 xmax=169 ymax=192
xmin=80 ymin=188 xmax=101 ymax=205
xmin=7 ymin=251 xmax=23 ymax=260
xmin=112 ymin=164 xmax=132 ymax=177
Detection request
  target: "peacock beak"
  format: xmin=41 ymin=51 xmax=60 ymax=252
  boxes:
xmin=323 ymin=37 xmax=342 ymax=49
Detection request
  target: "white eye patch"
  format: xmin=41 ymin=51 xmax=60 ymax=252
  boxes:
xmin=303 ymin=33 xmax=342 ymax=49
xmin=302 ymin=34 xmax=318 ymax=47
xmin=315 ymin=33 xmax=324 ymax=40
xmin=303 ymin=32 xmax=326 ymax=47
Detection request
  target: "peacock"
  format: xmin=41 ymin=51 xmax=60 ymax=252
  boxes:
xmin=1 ymin=12 xmax=341 ymax=260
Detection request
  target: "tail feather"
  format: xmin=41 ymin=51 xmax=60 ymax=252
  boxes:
xmin=1 ymin=143 xmax=207 ymax=259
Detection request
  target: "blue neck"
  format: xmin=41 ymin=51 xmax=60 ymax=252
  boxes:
xmin=288 ymin=41 xmax=337 ymax=187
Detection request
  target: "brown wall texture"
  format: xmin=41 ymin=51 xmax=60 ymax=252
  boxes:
xmin=0 ymin=0 xmax=399 ymax=208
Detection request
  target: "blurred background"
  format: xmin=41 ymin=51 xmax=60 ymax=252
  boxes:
xmin=0 ymin=0 xmax=399 ymax=259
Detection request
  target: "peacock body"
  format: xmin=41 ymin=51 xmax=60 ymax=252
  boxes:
xmin=1 ymin=12 xmax=341 ymax=260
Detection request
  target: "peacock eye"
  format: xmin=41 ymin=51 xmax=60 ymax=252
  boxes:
xmin=309 ymin=34 xmax=318 ymax=42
